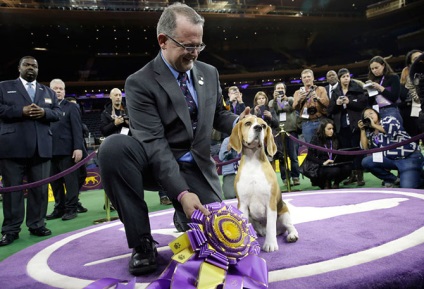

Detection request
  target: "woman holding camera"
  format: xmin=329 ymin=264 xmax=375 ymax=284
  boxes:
xmin=399 ymin=49 xmax=422 ymax=137
xmin=359 ymin=108 xmax=423 ymax=188
xmin=269 ymin=82 xmax=301 ymax=186
xmin=252 ymin=91 xmax=279 ymax=129
xmin=328 ymin=68 xmax=368 ymax=186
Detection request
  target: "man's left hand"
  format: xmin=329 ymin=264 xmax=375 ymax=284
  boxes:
xmin=238 ymin=107 xmax=251 ymax=120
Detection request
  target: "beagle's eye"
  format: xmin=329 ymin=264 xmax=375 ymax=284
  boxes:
xmin=261 ymin=124 xmax=266 ymax=129
xmin=245 ymin=121 xmax=252 ymax=126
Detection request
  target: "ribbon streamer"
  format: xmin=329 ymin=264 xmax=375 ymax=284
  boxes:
xmin=147 ymin=202 xmax=268 ymax=289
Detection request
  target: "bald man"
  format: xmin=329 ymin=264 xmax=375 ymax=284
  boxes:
xmin=100 ymin=88 xmax=130 ymax=137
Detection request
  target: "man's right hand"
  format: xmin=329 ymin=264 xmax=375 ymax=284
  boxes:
xmin=180 ymin=192 xmax=210 ymax=218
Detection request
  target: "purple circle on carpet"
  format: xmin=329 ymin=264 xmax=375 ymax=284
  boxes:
xmin=1 ymin=188 xmax=424 ymax=289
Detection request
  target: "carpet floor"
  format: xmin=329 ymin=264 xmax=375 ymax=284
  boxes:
xmin=1 ymin=187 xmax=424 ymax=289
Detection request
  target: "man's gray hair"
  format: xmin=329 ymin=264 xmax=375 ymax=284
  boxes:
xmin=156 ymin=2 xmax=204 ymax=37
xmin=50 ymin=78 xmax=65 ymax=88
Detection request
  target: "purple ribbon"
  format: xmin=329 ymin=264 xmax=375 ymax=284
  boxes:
xmin=147 ymin=202 xmax=268 ymax=289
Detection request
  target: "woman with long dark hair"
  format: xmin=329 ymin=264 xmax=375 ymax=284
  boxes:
xmin=366 ymin=56 xmax=402 ymax=124
xmin=306 ymin=118 xmax=351 ymax=189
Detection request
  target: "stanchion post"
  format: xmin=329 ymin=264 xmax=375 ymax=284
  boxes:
xmin=93 ymin=193 xmax=119 ymax=224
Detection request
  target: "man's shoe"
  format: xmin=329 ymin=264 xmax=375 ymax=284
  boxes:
xmin=62 ymin=210 xmax=77 ymax=221
xmin=0 ymin=233 xmax=19 ymax=246
xmin=129 ymin=237 xmax=158 ymax=276
xmin=46 ymin=209 xmax=64 ymax=220
xmin=77 ymin=202 xmax=88 ymax=213
xmin=29 ymin=227 xmax=52 ymax=237
xmin=292 ymin=178 xmax=300 ymax=186
xmin=160 ymin=196 xmax=172 ymax=205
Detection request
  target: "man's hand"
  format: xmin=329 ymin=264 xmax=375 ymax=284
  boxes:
xmin=180 ymin=192 xmax=210 ymax=218
xmin=114 ymin=116 xmax=125 ymax=126
xmin=23 ymin=103 xmax=45 ymax=119
xmin=72 ymin=149 xmax=83 ymax=163
xmin=238 ymin=107 xmax=251 ymax=120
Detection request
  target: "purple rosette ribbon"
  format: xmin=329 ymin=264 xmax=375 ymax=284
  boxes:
xmin=147 ymin=202 xmax=268 ymax=289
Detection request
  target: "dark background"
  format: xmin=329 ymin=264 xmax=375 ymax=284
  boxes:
xmin=1 ymin=0 xmax=423 ymax=110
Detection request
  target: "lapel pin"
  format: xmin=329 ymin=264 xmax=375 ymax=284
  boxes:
xmin=198 ymin=77 xmax=204 ymax=86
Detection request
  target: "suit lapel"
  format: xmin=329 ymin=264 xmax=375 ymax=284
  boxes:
xmin=153 ymin=55 xmax=193 ymax=138
xmin=15 ymin=79 xmax=33 ymax=103
xmin=191 ymin=66 xmax=206 ymax=136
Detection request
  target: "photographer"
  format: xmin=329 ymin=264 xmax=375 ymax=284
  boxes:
xmin=409 ymin=52 xmax=424 ymax=133
xmin=100 ymin=88 xmax=130 ymax=137
xmin=359 ymin=108 xmax=423 ymax=188
xmin=269 ymin=82 xmax=300 ymax=186
xmin=293 ymin=69 xmax=329 ymax=143
xmin=252 ymin=91 xmax=279 ymax=129
xmin=327 ymin=68 xmax=368 ymax=186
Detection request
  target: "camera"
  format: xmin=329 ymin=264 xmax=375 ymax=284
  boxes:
xmin=307 ymin=107 xmax=317 ymax=115
xmin=278 ymin=91 xmax=285 ymax=96
xmin=122 ymin=114 xmax=129 ymax=120
xmin=362 ymin=118 xmax=371 ymax=127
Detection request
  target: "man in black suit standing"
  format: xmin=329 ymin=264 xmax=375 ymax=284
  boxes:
xmin=98 ymin=3 xmax=249 ymax=275
xmin=0 ymin=56 xmax=61 ymax=246
xmin=46 ymin=79 xmax=85 ymax=221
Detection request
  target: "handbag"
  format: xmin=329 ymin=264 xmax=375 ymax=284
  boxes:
xmin=299 ymin=155 xmax=319 ymax=179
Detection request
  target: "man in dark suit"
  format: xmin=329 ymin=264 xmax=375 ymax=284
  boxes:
xmin=0 ymin=56 xmax=61 ymax=246
xmin=98 ymin=3 xmax=249 ymax=275
xmin=46 ymin=79 xmax=85 ymax=221
xmin=325 ymin=70 xmax=339 ymax=101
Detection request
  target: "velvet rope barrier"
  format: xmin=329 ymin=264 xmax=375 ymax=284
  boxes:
xmin=285 ymin=131 xmax=424 ymax=156
xmin=0 ymin=150 xmax=97 ymax=194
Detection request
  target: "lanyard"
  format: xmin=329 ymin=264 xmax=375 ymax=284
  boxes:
xmin=379 ymin=76 xmax=385 ymax=86
xmin=277 ymin=98 xmax=288 ymax=109
xmin=324 ymin=140 xmax=333 ymax=160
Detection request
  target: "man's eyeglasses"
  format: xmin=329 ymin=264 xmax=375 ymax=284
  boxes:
xmin=165 ymin=34 xmax=206 ymax=53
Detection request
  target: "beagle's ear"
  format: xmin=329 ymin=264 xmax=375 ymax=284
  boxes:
xmin=229 ymin=121 xmax=243 ymax=153
xmin=265 ymin=125 xmax=277 ymax=157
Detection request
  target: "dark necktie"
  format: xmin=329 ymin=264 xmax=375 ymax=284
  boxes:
xmin=178 ymin=72 xmax=198 ymax=131
xmin=27 ymin=83 xmax=35 ymax=102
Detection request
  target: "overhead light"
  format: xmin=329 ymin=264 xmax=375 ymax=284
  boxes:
xmin=34 ymin=47 xmax=47 ymax=51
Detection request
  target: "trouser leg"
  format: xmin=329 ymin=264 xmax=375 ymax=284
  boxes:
xmin=98 ymin=134 xmax=154 ymax=248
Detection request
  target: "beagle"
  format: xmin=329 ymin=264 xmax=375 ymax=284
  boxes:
xmin=229 ymin=115 xmax=298 ymax=252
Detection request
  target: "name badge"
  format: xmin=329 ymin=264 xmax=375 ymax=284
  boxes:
xmin=120 ymin=127 xmax=130 ymax=135
xmin=45 ymin=98 xmax=52 ymax=104
xmin=372 ymin=152 xmax=383 ymax=163
xmin=279 ymin=112 xmax=287 ymax=122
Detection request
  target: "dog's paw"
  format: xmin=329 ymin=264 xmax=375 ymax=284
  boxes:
xmin=286 ymin=232 xmax=299 ymax=243
xmin=262 ymin=240 xmax=279 ymax=252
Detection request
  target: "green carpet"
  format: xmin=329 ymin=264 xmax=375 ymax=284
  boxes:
xmin=0 ymin=173 xmax=382 ymax=261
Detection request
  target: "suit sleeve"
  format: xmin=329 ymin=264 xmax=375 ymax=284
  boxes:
xmin=69 ymin=104 xmax=84 ymax=150
xmin=41 ymin=88 xmax=61 ymax=122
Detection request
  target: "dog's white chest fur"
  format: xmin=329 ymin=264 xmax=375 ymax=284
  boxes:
xmin=236 ymin=159 xmax=271 ymax=221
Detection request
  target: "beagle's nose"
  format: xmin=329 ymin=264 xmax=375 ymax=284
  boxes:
xmin=253 ymin=125 xmax=263 ymax=132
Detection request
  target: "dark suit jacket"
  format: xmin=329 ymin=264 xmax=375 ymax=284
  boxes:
xmin=0 ymin=78 xmax=61 ymax=158
xmin=125 ymin=53 xmax=238 ymax=199
xmin=51 ymin=99 xmax=84 ymax=156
